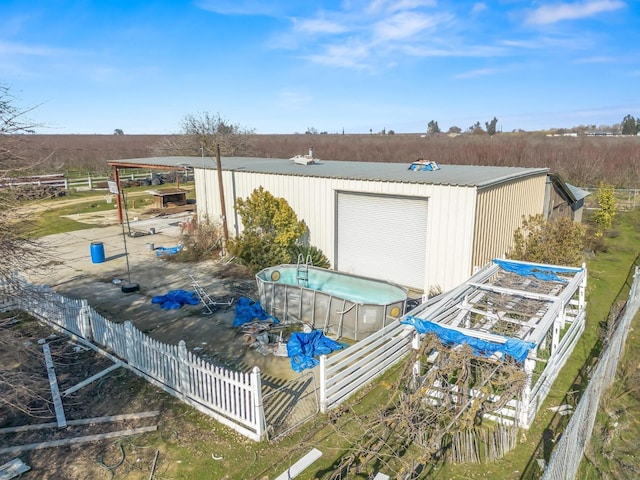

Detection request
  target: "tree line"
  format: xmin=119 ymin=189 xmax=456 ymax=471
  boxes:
xmin=428 ymin=117 xmax=499 ymax=136
xmin=427 ymin=115 xmax=640 ymax=137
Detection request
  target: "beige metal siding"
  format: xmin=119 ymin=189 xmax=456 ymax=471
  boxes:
xmin=199 ymin=168 xmax=478 ymax=292
xmin=472 ymin=174 xmax=547 ymax=270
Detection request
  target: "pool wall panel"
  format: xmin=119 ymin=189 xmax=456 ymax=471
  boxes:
xmin=256 ymin=265 xmax=408 ymax=341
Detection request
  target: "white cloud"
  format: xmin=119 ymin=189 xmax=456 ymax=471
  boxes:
xmin=366 ymin=0 xmax=436 ymax=15
xmin=305 ymin=40 xmax=372 ymax=68
xmin=454 ymin=67 xmax=501 ymax=79
xmin=372 ymin=12 xmax=440 ymax=41
xmin=501 ymin=32 xmax=598 ymax=50
xmin=0 ymin=40 xmax=68 ymax=57
xmin=525 ymin=0 xmax=626 ymax=25
xmin=278 ymin=90 xmax=312 ymax=110
xmin=402 ymin=43 xmax=506 ymax=58
xmin=195 ymin=0 xmax=284 ymax=16
xmin=293 ymin=18 xmax=348 ymax=35
xmin=471 ymin=3 xmax=488 ymax=14
xmin=573 ymin=55 xmax=616 ymax=63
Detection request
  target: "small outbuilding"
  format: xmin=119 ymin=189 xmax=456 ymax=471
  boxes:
xmin=146 ymin=187 xmax=188 ymax=209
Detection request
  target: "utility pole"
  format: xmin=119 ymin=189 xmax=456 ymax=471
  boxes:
xmin=216 ymin=144 xmax=229 ymax=243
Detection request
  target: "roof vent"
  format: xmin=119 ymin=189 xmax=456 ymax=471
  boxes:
xmin=409 ymin=159 xmax=440 ymax=171
xmin=291 ymin=146 xmax=317 ymax=165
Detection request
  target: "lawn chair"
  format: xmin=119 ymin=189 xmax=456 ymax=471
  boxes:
xmin=189 ymin=274 xmax=234 ymax=315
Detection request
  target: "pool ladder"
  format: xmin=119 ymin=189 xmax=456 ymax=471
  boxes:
xmin=296 ymin=254 xmax=313 ymax=287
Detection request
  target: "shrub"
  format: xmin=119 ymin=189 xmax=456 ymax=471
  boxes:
xmin=290 ymin=243 xmax=331 ymax=269
xmin=164 ymin=217 xmax=223 ymax=262
xmin=509 ymin=214 xmax=586 ymax=266
xmin=227 ymin=187 xmax=307 ymax=273
xmin=593 ymin=182 xmax=617 ymax=237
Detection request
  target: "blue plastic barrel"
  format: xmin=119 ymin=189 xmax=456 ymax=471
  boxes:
xmin=90 ymin=241 xmax=105 ymax=264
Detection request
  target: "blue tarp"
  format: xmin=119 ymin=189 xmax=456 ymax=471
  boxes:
xmin=155 ymin=245 xmax=183 ymax=257
xmin=493 ymin=258 xmax=580 ymax=283
xmin=151 ymin=290 xmax=200 ymax=310
xmin=286 ymin=330 xmax=344 ymax=372
xmin=233 ymin=297 xmax=279 ymax=327
xmin=401 ymin=315 xmax=535 ymax=363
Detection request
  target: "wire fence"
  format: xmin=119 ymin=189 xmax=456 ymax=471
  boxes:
xmin=541 ymin=266 xmax=640 ymax=480
xmin=583 ymin=188 xmax=640 ymax=211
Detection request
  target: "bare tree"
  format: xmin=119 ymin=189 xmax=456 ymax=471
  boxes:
xmin=153 ymin=112 xmax=255 ymax=157
xmin=0 ymin=84 xmax=42 ymax=177
xmin=0 ymin=84 xmax=47 ymax=285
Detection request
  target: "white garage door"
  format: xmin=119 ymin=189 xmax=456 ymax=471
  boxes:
xmin=336 ymin=192 xmax=428 ymax=290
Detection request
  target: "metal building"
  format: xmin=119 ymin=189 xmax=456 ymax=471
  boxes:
xmin=109 ymin=156 xmax=548 ymax=294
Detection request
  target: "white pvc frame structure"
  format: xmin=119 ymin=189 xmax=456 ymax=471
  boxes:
xmin=406 ymin=258 xmax=587 ymax=428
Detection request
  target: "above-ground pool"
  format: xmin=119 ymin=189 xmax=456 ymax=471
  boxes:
xmin=256 ymin=264 xmax=408 ymax=341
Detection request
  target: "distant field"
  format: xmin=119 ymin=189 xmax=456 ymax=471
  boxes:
xmin=10 ymin=132 xmax=640 ymax=188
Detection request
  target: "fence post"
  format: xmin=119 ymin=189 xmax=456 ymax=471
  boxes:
xmin=87 ymin=175 xmax=92 ymax=190
xmin=411 ymin=330 xmax=421 ymax=350
xmin=517 ymin=357 xmax=536 ymax=428
xmin=251 ymin=366 xmax=265 ymax=440
xmin=178 ymin=340 xmax=190 ymax=400
xmin=79 ymin=299 xmax=92 ymax=342
xmin=125 ymin=320 xmax=135 ymax=366
xmin=319 ymin=354 xmax=327 ymax=413
xmin=579 ymin=263 xmax=587 ymax=310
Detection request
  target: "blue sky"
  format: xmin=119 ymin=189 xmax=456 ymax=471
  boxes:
xmin=2 ymin=0 xmax=638 ymax=134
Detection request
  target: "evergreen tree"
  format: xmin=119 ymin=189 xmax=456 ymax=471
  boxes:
xmin=621 ymin=114 xmax=638 ymax=135
xmin=427 ymin=120 xmax=441 ymax=134
xmin=485 ymin=117 xmax=499 ymax=136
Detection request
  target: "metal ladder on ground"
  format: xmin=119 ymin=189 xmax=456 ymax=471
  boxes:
xmin=296 ymin=254 xmax=313 ymax=287
xmin=189 ymin=274 xmax=234 ymax=315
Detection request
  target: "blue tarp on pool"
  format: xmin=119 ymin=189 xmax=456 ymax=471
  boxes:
xmin=151 ymin=290 xmax=200 ymax=310
xmin=287 ymin=330 xmax=343 ymax=372
xmin=233 ymin=297 xmax=278 ymax=327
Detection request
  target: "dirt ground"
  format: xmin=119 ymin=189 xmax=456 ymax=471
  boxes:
xmin=0 ymin=207 xmax=304 ymax=479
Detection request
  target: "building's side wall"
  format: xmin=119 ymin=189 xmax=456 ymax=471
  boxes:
xmin=199 ymin=168 xmax=478 ymax=292
xmin=472 ymin=174 xmax=547 ymax=270
xmin=544 ymin=179 xmax=573 ymax=221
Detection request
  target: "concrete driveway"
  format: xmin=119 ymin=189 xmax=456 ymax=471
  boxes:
xmin=26 ymin=211 xmax=297 ymax=382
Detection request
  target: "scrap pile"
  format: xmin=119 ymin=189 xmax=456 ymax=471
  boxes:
xmin=233 ymin=297 xmax=286 ymax=356
xmin=232 ymin=297 xmax=344 ymax=368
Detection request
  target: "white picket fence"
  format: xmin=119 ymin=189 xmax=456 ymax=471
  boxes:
xmin=0 ymin=278 xmax=266 ymax=441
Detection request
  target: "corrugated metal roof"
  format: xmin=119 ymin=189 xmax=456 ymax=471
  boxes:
xmin=146 ymin=187 xmax=188 ymax=196
xmin=108 ymin=156 xmax=549 ymax=189
xmin=565 ymin=183 xmax=591 ymax=202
